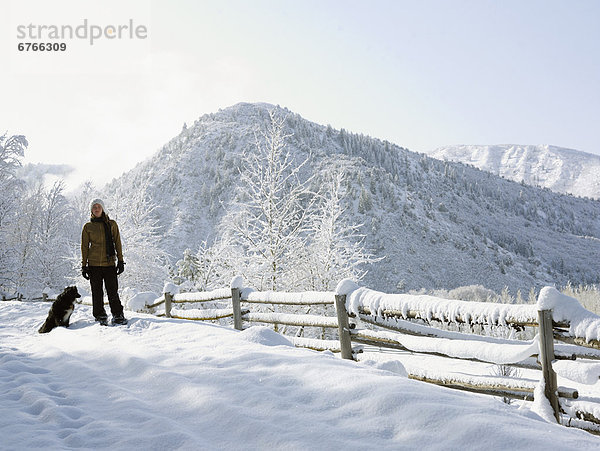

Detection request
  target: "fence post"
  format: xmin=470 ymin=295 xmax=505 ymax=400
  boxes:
xmin=335 ymin=294 xmax=353 ymax=360
xmin=538 ymin=309 xmax=560 ymax=422
xmin=232 ymin=287 xmax=243 ymax=330
xmin=164 ymin=292 xmax=173 ymax=318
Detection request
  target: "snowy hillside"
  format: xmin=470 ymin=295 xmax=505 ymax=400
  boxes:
xmin=2 ymin=300 xmax=599 ymax=449
xmin=105 ymin=103 xmax=600 ymax=294
xmin=428 ymin=144 xmax=600 ymax=200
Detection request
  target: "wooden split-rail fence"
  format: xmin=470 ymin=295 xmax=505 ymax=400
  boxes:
xmin=136 ymin=283 xmax=600 ymax=435
xmin=2 ymin=293 xmax=53 ymax=302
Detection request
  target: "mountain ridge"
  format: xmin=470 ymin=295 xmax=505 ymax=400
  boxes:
xmin=104 ymin=103 xmax=600 ymax=294
xmin=428 ymin=144 xmax=600 ymax=200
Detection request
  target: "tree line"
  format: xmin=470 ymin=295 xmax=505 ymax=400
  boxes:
xmin=0 ymin=112 xmax=375 ymax=298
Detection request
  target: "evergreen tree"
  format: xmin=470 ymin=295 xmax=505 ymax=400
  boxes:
xmin=358 ymin=188 xmax=372 ymax=213
xmin=175 ymin=249 xmax=200 ymax=288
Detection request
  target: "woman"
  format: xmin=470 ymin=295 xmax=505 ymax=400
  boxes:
xmin=81 ymin=198 xmax=127 ymax=326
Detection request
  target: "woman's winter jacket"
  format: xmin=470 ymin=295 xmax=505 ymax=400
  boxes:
xmin=81 ymin=214 xmax=123 ymax=267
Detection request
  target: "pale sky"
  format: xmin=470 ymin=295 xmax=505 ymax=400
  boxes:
xmin=2 ymin=0 xmax=599 ymax=191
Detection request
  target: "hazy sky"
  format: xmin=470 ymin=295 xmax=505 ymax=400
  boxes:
xmin=2 ymin=0 xmax=599 ymax=191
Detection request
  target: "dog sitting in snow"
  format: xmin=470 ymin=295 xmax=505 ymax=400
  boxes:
xmin=38 ymin=286 xmax=81 ymax=333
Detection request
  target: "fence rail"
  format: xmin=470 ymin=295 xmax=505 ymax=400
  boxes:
xmin=242 ymin=312 xmax=340 ymax=328
xmin=357 ymin=305 xmax=570 ymax=329
xmin=2 ymin=293 xmax=55 ymax=302
xmin=408 ymin=373 xmax=579 ymax=401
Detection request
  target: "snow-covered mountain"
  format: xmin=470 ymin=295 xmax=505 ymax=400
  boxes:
xmin=428 ymin=144 xmax=600 ymax=200
xmin=105 ymin=103 xmax=600 ymax=294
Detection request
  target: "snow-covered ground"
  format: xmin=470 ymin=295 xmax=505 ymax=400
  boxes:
xmin=1 ymin=300 xmax=599 ymax=450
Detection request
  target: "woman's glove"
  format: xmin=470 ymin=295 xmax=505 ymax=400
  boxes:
xmin=116 ymin=260 xmax=125 ymax=275
xmin=82 ymin=266 xmax=90 ymax=280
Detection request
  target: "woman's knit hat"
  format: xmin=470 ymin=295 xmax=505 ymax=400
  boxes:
xmin=89 ymin=198 xmax=106 ymax=213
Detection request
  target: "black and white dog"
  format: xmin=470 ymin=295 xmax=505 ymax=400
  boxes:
xmin=38 ymin=286 xmax=81 ymax=334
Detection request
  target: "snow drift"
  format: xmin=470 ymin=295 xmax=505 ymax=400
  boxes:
xmin=1 ymin=300 xmax=598 ymax=449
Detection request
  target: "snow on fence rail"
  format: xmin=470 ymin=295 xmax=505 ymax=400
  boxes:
xmin=237 ymin=289 xmax=342 ymax=351
xmin=338 ymin=282 xmax=600 ymax=433
xmin=146 ymin=287 xmax=237 ymax=321
xmin=1 ymin=293 xmax=56 ymax=302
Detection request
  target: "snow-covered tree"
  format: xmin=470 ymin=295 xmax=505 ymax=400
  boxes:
xmin=5 ymin=179 xmax=73 ymax=295
xmin=221 ymin=110 xmax=315 ymax=290
xmin=70 ymin=180 xmax=97 ymax=228
xmin=358 ymin=187 xmax=372 ymax=213
xmin=9 ymin=182 xmax=43 ymax=294
xmin=174 ymin=248 xmax=200 ymax=289
xmin=302 ymin=172 xmax=378 ymax=291
xmin=105 ymin=179 xmax=169 ymax=293
xmin=173 ymin=238 xmax=238 ymax=291
xmin=0 ymin=134 xmax=27 ymax=292
xmin=37 ymin=180 xmax=72 ymax=289
xmin=194 ymin=238 xmax=237 ymax=291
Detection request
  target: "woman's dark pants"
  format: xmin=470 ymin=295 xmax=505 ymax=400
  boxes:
xmin=88 ymin=266 xmax=124 ymax=320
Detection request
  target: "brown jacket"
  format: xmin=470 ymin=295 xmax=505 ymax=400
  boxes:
xmin=81 ymin=216 xmax=123 ymax=267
